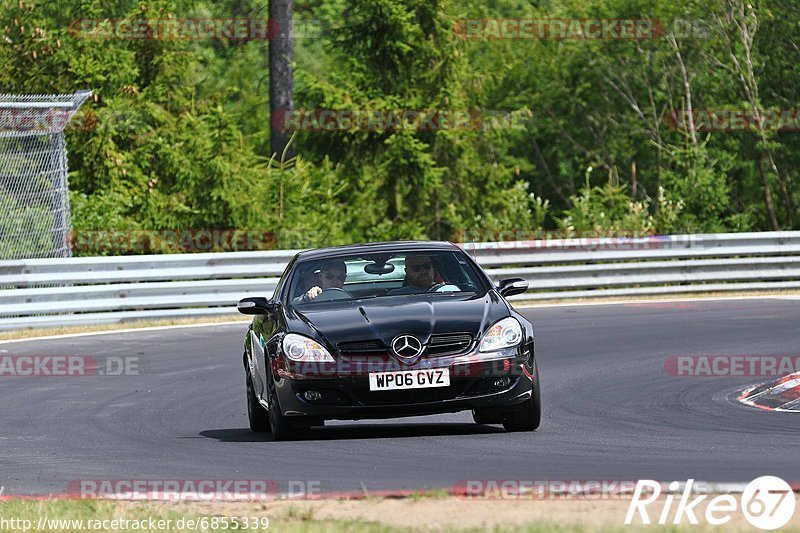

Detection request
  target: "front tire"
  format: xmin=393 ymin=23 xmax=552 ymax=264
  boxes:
xmin=502 ymin=361 xmax=542 ymax=432
xmin=268 ymin=388 xmax=299 ymax=441
xmin=246 ymin=373 xmax=269 ymax=432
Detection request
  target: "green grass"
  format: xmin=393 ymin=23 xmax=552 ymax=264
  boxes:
xmin=405 ymin=488 xmax=451 ymax=502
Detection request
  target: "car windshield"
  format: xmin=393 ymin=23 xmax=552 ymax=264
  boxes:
xmin=289 ymin=250 xmax=486 ymax=305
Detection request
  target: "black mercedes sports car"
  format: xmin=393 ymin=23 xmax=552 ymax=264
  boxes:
xmin=237 ymin=241 xmax=540 ymax=440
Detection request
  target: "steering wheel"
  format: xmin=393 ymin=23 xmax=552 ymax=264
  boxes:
xmin=427 ymin=282 xmax=462 ymax=293
xmin=314 ymin=287 xmax=352 ymax=302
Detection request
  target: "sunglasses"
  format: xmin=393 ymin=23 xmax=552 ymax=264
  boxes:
xmin=409 ymin=262 xmax=432 ymax=273
xmin=323 ymin=272 xmax=347 ymax=282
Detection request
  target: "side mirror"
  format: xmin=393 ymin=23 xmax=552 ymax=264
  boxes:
xmin=497 ymin=278 xmax=529 ymax=298
xmin=237 ymin=297 xmax=275 ymax=315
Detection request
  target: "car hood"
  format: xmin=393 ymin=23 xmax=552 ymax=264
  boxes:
xmin=288 ymin=293 xmax=508 ymax=350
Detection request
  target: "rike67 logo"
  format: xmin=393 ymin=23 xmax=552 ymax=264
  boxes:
xmin=626 ymin=477 xmax=796 ymax=530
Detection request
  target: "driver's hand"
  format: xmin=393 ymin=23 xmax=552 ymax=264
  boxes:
xmin=303 ymin=286 xmax=322 ymax=301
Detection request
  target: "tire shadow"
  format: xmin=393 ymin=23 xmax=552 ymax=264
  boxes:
xmin=200 ymin=422 xmax=505 ymax=442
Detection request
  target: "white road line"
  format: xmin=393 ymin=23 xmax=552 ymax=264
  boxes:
xmin=0 ymin=320 xmax=249 ymax=345
xmin=516 ymin=294 xmax=800 ymax=309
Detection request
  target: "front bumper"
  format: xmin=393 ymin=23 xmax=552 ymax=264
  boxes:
xmin=271 ymin=344 xmax=536 ymax=420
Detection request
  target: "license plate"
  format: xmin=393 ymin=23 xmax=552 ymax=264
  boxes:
xmin=368 ymin=368 xmax=450 ymax=391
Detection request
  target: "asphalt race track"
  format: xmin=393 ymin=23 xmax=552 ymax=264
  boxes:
xmin=2 ymin=298 xmax=799 ymax=495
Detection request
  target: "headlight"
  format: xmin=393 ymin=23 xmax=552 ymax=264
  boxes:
xmin=282 ymin=334 xmax=335 ymax=362
xmin=479 ymin=317 xmax=523 ymax=352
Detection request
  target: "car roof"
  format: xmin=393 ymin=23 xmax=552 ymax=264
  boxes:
xmin=294 ymin=241 xmax=462 ymax=262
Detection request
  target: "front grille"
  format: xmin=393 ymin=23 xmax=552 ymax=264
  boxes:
xmin=427 ymin=333 xmax=473 ymax=356
xmin=338 ymin=340 xmax=385 ymax=354
xmin=339 ymin=334 xmax=473 ymax=357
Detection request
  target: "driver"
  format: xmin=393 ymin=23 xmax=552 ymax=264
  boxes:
xmin=296 ymin=259 xmax=348 ymax=303
xmin=389 ymin=255 xmax=439 ymax=295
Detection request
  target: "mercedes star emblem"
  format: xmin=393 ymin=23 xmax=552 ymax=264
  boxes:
xmin=391 ymin=334 xmax=424 ymax=359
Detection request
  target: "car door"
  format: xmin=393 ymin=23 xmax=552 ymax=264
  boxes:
xmin=251 ymin=312 xmax=279 ymax=399
xmin=250 ymin=257 xmax=295 ymax=401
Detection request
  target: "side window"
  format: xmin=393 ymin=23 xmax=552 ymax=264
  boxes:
xmin=436 ymin=253 xmax=480 ymax=290
xmin=273 ymin=257 xmax=297 ymax=302
xmin=291 ymin=263 xmax=318 ymax=300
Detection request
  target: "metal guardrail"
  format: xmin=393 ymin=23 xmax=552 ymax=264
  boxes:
xmin=1 ymin=231 xmax=800 ymax=331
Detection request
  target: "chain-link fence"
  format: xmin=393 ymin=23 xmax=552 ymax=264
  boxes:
xmin=0 ymin=91 xmax=92 ymax=260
